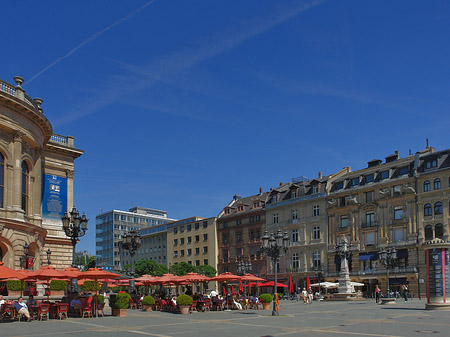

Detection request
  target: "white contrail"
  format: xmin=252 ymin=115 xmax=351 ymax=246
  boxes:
xmin=27 ymin=0 xmax=156 ymax=85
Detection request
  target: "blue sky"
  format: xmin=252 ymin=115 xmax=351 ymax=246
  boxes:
xmin=2 ymin=1 xmax=450 ymax=254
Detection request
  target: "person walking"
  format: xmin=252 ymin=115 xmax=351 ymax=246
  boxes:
xmin=302 ymin=288 xmax=308 ymax=304
xmin=375 ymin=285 xmax=381 ymax=303
xmin=403 ymin=284 xmax=409 ymax=301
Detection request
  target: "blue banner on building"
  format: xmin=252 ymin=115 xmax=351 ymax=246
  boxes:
xmin=42 ymin=174 xmax=67 ymax=219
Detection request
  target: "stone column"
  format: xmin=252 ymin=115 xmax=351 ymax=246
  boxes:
xmin=12 ymin=131 xmax=24 ymax=213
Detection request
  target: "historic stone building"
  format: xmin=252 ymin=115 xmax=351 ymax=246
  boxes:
xmin=0 ymin=76 xmax=83 ymax=270
xmin=327 ymin=150 xmax=420 ymax=296
xmin=416 ymin=146 xmax=450 ymax=297
xmin=166 ymin=216 xmax=218 ymax=270
xmin=265 ymin=170 xmax=347 ymax=289
xmin=217 ymin=190 xmax=268 ymax=277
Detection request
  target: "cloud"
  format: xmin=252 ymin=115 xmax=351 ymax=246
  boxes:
xmin=52 ymin=0 xmax=327 ymax=127
xmin=26 ymin=0 xmax=157 ymax=85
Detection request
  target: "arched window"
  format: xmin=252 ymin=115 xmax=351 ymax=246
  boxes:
xmin=424 ymin=203 xmax=432 ymax=216
xmin=0 ymin=153 xmax=3 ymax=208
xmin=425 ymin=225 xmax=433 ymax=240
xmin=434 ymin=202 xmax=443 ymax=215
xmin=435 ymin=224 xmax=444 ymax=239
xmin=21 ymin=161 xmax=29 ymax=212
xmin=423 ymin=181 xmax=430 ymax=192
xmin=434 ymin=179 xmax=441 ymax=190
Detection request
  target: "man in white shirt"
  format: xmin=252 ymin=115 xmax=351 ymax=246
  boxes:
xmin=13 ymin=297 xmax=31 ymax=321
xmin=0 ymin=294 xmax=4 ymax=307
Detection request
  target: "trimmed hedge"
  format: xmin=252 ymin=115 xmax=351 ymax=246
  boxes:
xmin=6 ymin=280 xmax=24 ymax=291
xmin=142 ymin=296 xmax=155 ymax=306
xmin=81 ymin=280 xmax=100 ymax=292
xmin=49 ymin=280 xmax=67 ymax=291
xmin=259 ymin=293 xmax=273 ymax=303
xmin=176 ymin=294 xmax=193 ymax=306
xmin=109 ymin=293 xmax=131 ymax=309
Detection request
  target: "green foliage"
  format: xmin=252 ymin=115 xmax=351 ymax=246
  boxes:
xmin=97 ymin=294 xmax=105 ymax=304
xmin=49 ymin=280 xmax=67 ymax=291
xmin=134 ymin=259 xmax=169 ymax=277
xmin=195 ymin=265 xmax=217 ymax=278
xmin=111 ymin=286 xmax=122 ymax=293
xmin=176 ymin=294 xmax=193 ymax=306
xmin=81 ymin=280 xmax=101 ymax=292
xmin=109 ymin=293 xmax=131 ymax=309
xmin=171 ymin=262 xmax=196 ymax=276
xmin=76 ymin=255 xmax=96 ymax=271
xmin=259 ymin=293 xmax=273 ymax=303
xmin=142 ymin=296 xmax=155 ymax=306
xmin=6 ymin=280 xmax=24 ymax=291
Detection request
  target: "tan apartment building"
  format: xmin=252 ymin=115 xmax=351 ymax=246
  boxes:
xmin=0 ymin=76 xmax=83 ymax=270
xmin=327 ymin=150 xmax=419 ymax=296
xmin=416 ymin=147 xmax=450 ymax=297
xmin=265 ymin=170 xmax=347 ymax=289
xmin=217 ymin=190 xmax=268 ymax=276
xmin=166 ymin=217 xmax=218 ymax=271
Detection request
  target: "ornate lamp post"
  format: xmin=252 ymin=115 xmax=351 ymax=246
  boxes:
xmin=379 ymin=247 xmax=397 ymax=298
xmin=20 ymin=243 xmax=29 ymax=269
xmin=62 ymin=207 xmax=88 ymax=267
xmin=120 ymin=229 xmax=141 ymax=292
xmin=314 ymin=265 xmax=323 ymax=297
xmin=237 ymin=260 xmax=252 ymax=297
xmin=262 ymin=229 xmax=290 ymax=316
xmin=62 ymin=207 xmax=88 ymax=293
xmin=46 ymin=248 xmax=51 ymax=266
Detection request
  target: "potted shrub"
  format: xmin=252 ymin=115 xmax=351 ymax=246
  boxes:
xmin=142 ymin=296 xmax=155 ymax=311
xmin=7 ymin=280 xmax=23 ymax=297
xmin=176 ymin=294 xmax=193 ymax=314
xmin=110 ymin=293 xmax=131 ymax=317
xmin=49 ymin=280 xmax=67 ymax=296
xmin=259 ymin=293 xmax=273 ymax=310
xmin=81 ymin=280 xmax=101 ymax=293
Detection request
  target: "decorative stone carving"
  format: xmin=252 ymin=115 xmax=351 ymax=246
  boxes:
xmin=345 ymin=195 xmax=359 ymax=205
xmin=66 ymin=170 xmax=75 ymax=179
xmin=328 ymin=198 xmax=337 ymax=208
xmin=379 ymin=188 xmax=391 ymax=199
xmin=22 ymin=141 xmax=33 ymax=157
xmin=0 ymin=129 xmax=12 ymax=146
xmin=13 ymin=131 xmax=24 ymax=142
xmin=402 ymin=184 xmax=415 ymax=194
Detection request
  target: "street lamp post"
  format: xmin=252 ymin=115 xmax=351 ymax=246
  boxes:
xmin=379 ymin=247 xmax=397 ymax=298
xmin=262 ymin=229 xmax=290 ymax=316
xmin=314 ymin=265 xmax=323 ymax=297
xmin=46 ymin=248 xmax=51 ymax=266
xmin=20 ymin=243 xmax=29 ymax=269
xmin=237 ymin=260 xmax=252 ymax=297
xmin=120 ymin=229 xmax=141 ymax=293
xmin=62 ymin=206 xmax=88 ymax=293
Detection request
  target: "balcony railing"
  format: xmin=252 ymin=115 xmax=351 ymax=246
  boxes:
xmin=361 ymin=221 xmax=378 ymax=228
xmin=49 ymin=134 xmax=75 ymax=148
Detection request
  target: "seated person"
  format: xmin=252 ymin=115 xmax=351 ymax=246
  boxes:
xmin=70 ymin=295 xmax=82 ymax=315
xmin=0 ymin=294 xmax=4 ymax=308
xmin=13 ymin=297 xmax=31 ymax=321
xmin=27 ymin=295 xmax=37 ymax=306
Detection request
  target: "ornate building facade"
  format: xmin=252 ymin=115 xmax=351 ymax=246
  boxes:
xmin=0 ymin=76 xmax=83 ymax=270
xmin=217 ymin=191 xmax=268 ymax=276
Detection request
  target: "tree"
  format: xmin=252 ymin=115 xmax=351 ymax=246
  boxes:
xmin=134 ymin=260 xmax=168 ymax=277
xmin=195 ymin=265 xmax=217 ymax=278
xmin=171 ymin=262 xmax=196 ymax=276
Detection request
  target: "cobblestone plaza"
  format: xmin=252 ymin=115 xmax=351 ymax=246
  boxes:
xmin=1 ymin=299 xmax=446 ymax=337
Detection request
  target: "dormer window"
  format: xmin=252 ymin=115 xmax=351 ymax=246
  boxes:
xmin=380 ymin=170 xmax=389 ymax=180
xmin=273 ymin=195 xmax=277 ymax=203
xmin=351 ymin=178 xmax=359 ymax=186
xmin=237 ymin=205 xmax=244 ymax=212
xmin=312 ymin=185 xmax=318 ymax=194
xmin=365 ymin=174 xmax=374 ymax=183
xmin=398 ymin=166 xmax=409 ymax=176
xmin=291 ymin=190 xmax=297 ymax=198
xmin=426 ymin=159 xmax=438 ymax=169
xmin=253 ymin=201 xmax=260 ymax=208
xmin=224 ymin=208 xmax=230 ymax=214
xmin=334 ymin=182 xmax=343 ymax=190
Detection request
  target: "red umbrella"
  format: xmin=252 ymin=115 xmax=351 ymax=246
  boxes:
xmin=288 ymin=276 xmax=294 ymax=294
xmin=306 ymin=275 xmax=311 ymax=290
xmin=0 ymin=262 xmax=27 ymax=280
xmin=259 ymin=281 xmax=288 ymax=287
xmin=26 ymin=266 xmax=69 ymax=301
xmin=223 ymin=285 xmax=227 ymax=296
xmin=153 ymin=273 xmax=183 ymax=285
xmin=231 ymin=286 xmax=235 ymax=295
xmin=240 ymin=274 xmax=265 ymax=282
xmin=177 ymin=273 xmax=210 ymax=283
xmin=210 ymin=272 xmax=241 ymax=282
xmin=63 ymin=267 xmax=83 ymax=278
xmin=239 ymin=280 xmax=244 ymax=293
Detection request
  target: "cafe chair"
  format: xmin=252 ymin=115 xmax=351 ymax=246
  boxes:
xmin=38 ymin=303 xmax=50 ymax=321
xmin=81 ymin=303 xmax=92 ymax=318
xmin=56 ymin=303 xmax=69 ymax=320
